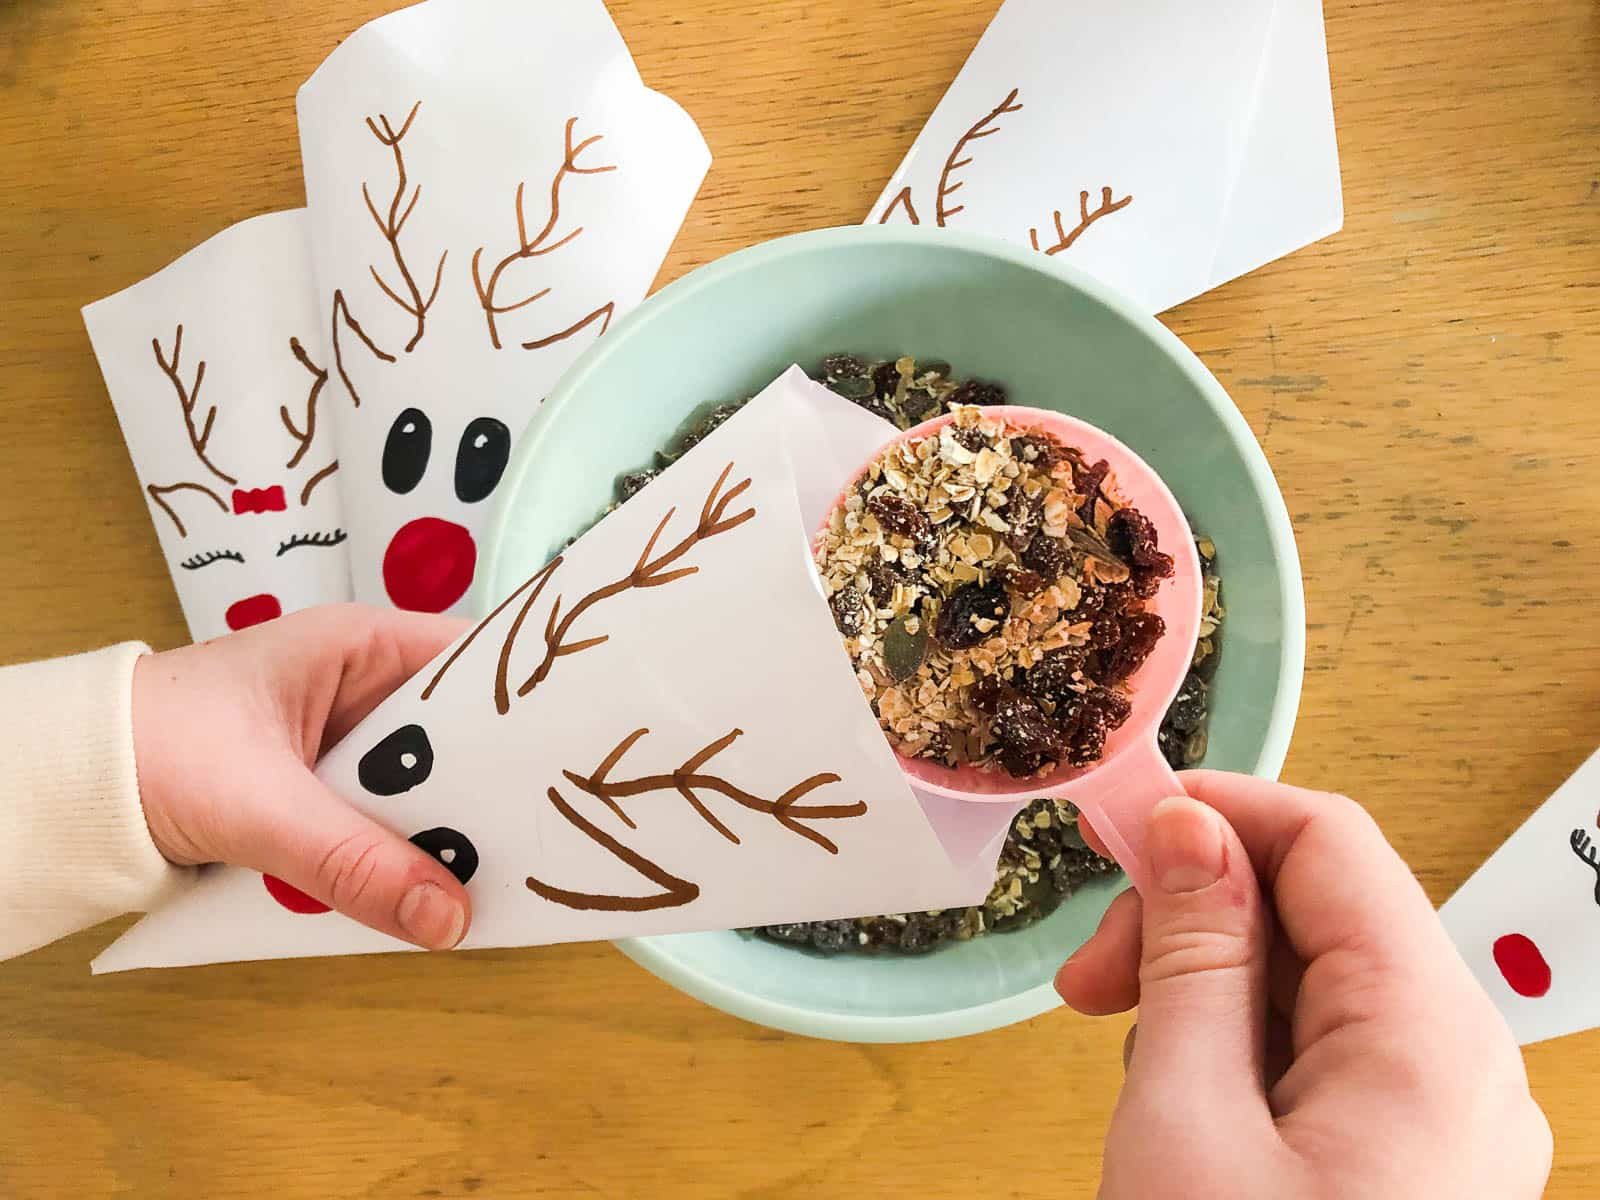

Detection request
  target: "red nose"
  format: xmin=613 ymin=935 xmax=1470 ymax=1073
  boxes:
xmin=383 ymin=517 xmax=477 ymax=612
xmin=226 ymin=593 xmax=283 ymax=631
xmin=262 ymin=874 xmax=331 ymax=914
xmin=1493 ymin=933 xmax=1551 ymax=998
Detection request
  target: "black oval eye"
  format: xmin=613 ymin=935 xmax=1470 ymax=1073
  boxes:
xmin=455 ymin=417 xmax=511 ymax=503
xmin=383 ymin=407 xmax=432 ymax=495
xmin=409 ymin=827 xmax=479 ymax=885
xmin=358 ymin=724 xmax=433 ymax=796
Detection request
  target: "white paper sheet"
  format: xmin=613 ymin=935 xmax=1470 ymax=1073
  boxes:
xmin=866 ymin=0 xmax=1341 ymax=314
xmin=83 ymin=210 xmax=353 ymax=643
xmin=296 ymin=0 xmax=710 ymax=617
xmin=1208 ymin=0 xmax=1344 ymax=289
xmin=1440 ymin=748 xmax=1600 ymax=1045
xmin=94 ymin=370 xmax=1006 ymax=973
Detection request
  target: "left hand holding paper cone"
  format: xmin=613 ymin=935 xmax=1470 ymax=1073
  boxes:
xmin=95 ymin=371 xmax=987 ymax=972
xmin=128 ymin=605 xmax=473 ymax=950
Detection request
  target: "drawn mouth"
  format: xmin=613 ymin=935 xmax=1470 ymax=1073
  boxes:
xmin=383 ymin=517 xmax=477 ymax=612
xmin=226 ymin=593 xmax=283 ymax=630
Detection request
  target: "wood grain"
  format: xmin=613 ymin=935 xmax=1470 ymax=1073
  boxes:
xmin=2 ymin=0 xmax=1598 ymax=1195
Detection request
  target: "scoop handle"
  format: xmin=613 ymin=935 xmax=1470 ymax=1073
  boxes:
xmin=1050 ymin=736 xmax=1185 ymax=894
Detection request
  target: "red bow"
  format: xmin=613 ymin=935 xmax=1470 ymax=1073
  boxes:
xmin=232 ymin=486 xmax=287 ymax=515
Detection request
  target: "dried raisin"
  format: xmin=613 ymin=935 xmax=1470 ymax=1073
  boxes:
xmin=1024 ymin=649 xmax=1085 ymax=705
xmin=992 ymin=694 xmax=1062 ymax=777
xmin=867 ymin=492 xmax=932 ymax=543
xmin=871 ymin=360 xmax=902 ymax=400
xmin=1003 ymin=492 xmax=1042 ymax=554
xmin=1107 ymin=507 xmax=1175 ymax=589
xmin=1097 ymin=611 xmax=1166 ymax=683
xmin=950 ymin=425 xmax=987 ymax=453
xmin=947 ymin=379 xmax=1007 ymax=408
xmin=829 ymin=587 xmax=866 ymax=636
xmin=935 ymin=580 xmax=1010 ymax=649
xmin=1022 ymin=534 xmax=1071 ymax=579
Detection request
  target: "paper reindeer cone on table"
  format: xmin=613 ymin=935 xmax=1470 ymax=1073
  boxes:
xmin=83 ymin=210 xmax=353 ymax=643
xmin=865 ymin=0 xmax=1342 ymax=315
xmin=93 ymin=370 xmax=1010 ymax=973
xmin=295 ymin=0 xmax=710 ymax=616
xmin=1440 ymin=748 xmax=1600 ymax=1046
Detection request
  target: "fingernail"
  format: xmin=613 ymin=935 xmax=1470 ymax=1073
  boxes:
xmin=397 ymin=882 xmax=466 ymax=950
xmin=1148 ymin=796 xmax=1226 ymax=894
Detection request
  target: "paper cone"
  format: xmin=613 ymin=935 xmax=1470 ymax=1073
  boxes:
xmin=296 ymin=0 xmax=710 ymax=616
xmin=83 ymin=210 xmax=353 ymax=643
xmin=1440 ymin=748 xmax=1600 ymax=1045
xmin=865 ymin=0 xmax=1340 ymax=315
xmin=94 ymin=370 xmax=1005 ymax=972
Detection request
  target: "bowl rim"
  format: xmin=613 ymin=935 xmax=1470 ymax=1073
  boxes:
xmin=480 ymin=223 xmax=1306 ymax=1044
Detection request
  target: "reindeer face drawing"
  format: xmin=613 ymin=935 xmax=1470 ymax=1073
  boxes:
xmin=138 ymin=323 xmax=349 ymax=637
xmin=322 ymin=104 xmax=621 ymax=615
xmin=257 ymin=458 xmax=867 ymax=920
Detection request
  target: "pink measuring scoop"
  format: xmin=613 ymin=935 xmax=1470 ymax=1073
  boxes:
xmin=830 ymin=405 xmax=1204 ymax=893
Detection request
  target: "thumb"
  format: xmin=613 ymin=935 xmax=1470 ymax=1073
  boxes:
xmin=1123 ymin=796 xmax=1270 ymax=1108
xmin=240 ymin=757 xmax=472 ymax=951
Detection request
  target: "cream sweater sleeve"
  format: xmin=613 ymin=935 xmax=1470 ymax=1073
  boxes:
xmin=0 ymin=643 xmax=192 ymax=960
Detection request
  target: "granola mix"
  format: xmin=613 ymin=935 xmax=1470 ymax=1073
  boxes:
xmin=815 ymin=406 xmax=1175 ymax=779
xmin=610 ymin=355 xmax=1226 ymax=955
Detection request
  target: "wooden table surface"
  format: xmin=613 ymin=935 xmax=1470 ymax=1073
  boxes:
xmin=2 ymin=1 xmax=1598 ymax=1195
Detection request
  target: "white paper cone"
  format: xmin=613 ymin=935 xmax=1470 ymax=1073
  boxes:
xmin=1440 ymin=748 xmax=1600 ymax=1045
xmin=83 ymin=210 xmax=353 ymax=643
xmin=865 ymin=0 xmax=1341 ymax=314
xmin=296 ymin=0 xmax=710 ymax=617
xmin=94 ymin=370 xmax=1001 ymax=973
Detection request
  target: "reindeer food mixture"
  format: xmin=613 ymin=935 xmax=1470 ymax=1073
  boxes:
xmin=611 ymin=354 xmax=1227 ymax=954
xmin=815 ymin=406 xmax=1175 ymax=779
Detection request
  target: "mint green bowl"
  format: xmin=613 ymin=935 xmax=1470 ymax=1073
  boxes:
xmin=478 ymin=226 xmax=1304 ymax=1043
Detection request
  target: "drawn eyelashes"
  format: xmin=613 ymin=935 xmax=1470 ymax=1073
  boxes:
xmin=178 ymin=549 xmax=245 ymax=571
xmin=277 ymin=530 xmax=348 ymax=556
xmin=382 ymin=408 xmax=511 ymax=504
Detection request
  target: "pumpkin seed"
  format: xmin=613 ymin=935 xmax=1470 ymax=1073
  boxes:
xmin=882 ymin=612 xmax=930 ymax=682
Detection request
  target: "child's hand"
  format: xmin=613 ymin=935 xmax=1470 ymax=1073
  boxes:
xmin=131 ymin=605 xmax=471 ymax=950
xmin=1058 ymin=773 xmax=1551 ymax=1199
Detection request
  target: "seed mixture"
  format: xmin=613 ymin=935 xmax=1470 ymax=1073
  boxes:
xmin=610 ymin=354 xmax=1225 ymax=954
xmin=816 ymin=406 xmax=1174 ymax=779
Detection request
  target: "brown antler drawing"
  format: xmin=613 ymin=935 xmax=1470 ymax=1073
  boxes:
xmin=877 ymin=88 xmax=1132 ymax=253
xmin=363 ymin=102 xmax=447 ymax=353
xmin=1029 ymin=187 xmax=1134 ymax=256
xmin=152 ymin=326 xmax=236 ymax=488
xmin=144 ymin=326 xmax=234 ymax=537
xmin=526 ymin=727 xmax=861 ymax=912
xmin=280 ymin=337 xmax=328 ymax=470
xmin=299 ymin=462 xmax=339 ymax=507
xmin=419 ymin=464 xmax=756 ymax=714
xmin=329 ymin=288 xmax=395 ymax=411
xmin=146 ymin=482 xmax=227 ymax=539
xmin=935 ymin=86 xmax=1023 ymax=226
xmin=877 ymin=88 xmax=1023 ymax=229
xmin=516 ymin=463 xmax=754 ymax=700
xmin=471 ymin=117 xmax=618 ymax=351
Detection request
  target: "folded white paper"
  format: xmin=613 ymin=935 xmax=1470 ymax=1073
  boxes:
xmin=94 ymin=370 xmax=1007 ymax=973
xmin=867 ymin=0 xmax=1342 ymax=314
xmin=1441 ymin=748 xmax=1600 ymax=1045
xmin=297 ymin=0 xmax=710 ymax=617
xmin=83 ymin=210 xmax=353 ymax=643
